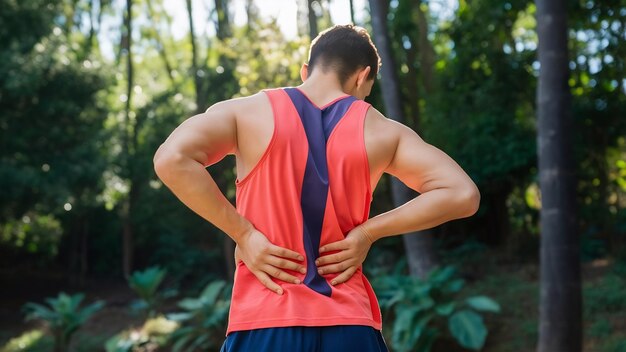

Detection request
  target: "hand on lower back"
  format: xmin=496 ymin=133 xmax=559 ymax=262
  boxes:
xmin=315 ymin=226 xmax=374 ymax=285
xmin=236 ymin=228 xmax=307 ymax=295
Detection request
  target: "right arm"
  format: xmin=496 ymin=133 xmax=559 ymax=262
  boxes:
xmin=362 ymin=117 xmax=480 ymax=240
xmin=315 ymin=108 xmax=480 ymax=283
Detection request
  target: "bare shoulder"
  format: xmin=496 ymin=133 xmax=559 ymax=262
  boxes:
xmin=364 ymin=105 xmax=418 ymax=140
xmin=205 ymin=90 xmax=270 ymax=116
xmin=363 ymin=105 xmax=469 ymax=195
xmin=363 ymin=105 xmax=419 ymax=179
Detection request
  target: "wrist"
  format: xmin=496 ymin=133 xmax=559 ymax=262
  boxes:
xmin=231 ymin=219 xmax=254 ymax=245
xmin=359 ymin=222 xmax=376 ymax=245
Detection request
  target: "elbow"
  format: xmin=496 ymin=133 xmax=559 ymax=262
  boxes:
xmin=458 ymin=183 xmax=480 ymax=218
xmin=153 ymin=145 xmax=183 ymax=183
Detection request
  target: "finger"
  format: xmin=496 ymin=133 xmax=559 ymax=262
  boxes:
xmin=267 ymin=256 xmax=307 ymax=274
xmin=262 ymin=264 xmax=302 ymax=284
xmin=269 ymin=245 xmax=304 ymax=261
xmin=319 ymin=240 xmax=350 ymax=253
xmin=315 ymin=252 xmax=347 ymax=266
xmin=317 ymin=261 xmax=349 ymax=275
xmin=329 ymin=266 xmax=357 ymax=286
xmin=253 ymin=270 xmax=284 ymax=295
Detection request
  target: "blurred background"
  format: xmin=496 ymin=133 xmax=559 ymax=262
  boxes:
xmin=0 ymin=0 xmax=625 ymax=351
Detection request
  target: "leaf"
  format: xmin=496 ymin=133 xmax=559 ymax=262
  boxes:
xmin=188 ymin=334 xmax=210 ymax=350
xmin=128 ymin=266 xmax=167 ymax=299
xmin=466 ymin=296 xmax=501 ymax=313
xmin=412 ymin=328 xmax=439 ymax=352
xmin=200 ymin=280 xmax=226 ymax=303
xmin=171 ymin=331 xmax=194 ymax=352
xmin=382 ymin=291 xmax=405 ymax=308
xmin=406 ymin=312 xmax=435 ymax=349
xmin=435 ymin=302 xmax=456 ymax=316
xmin=448 ymin=310 xmax=487 ymax=351
xmin=22 ymin=302 xmax=57 ymax=321
xmin=129 ymin=299 xmax=150 ymax=312
xmin=444 ymin=279 xmax=465 ymax=293
xmin=392 ymin=306 xmax=419 ymax=348
xmin=178 ymin=298 xmax=202 ymax=311
xmin=166 ymin=312 xmax=194 ymax=322
xmin=79 ymin=300 xmax=105 ymax=318
xmin=429 ymin=266 xmax=456 ymax=283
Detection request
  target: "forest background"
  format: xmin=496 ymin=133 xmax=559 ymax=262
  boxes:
xmin=1 ymin=0 xmax=625 ymax=351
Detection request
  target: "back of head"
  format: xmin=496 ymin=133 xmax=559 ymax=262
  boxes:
xmin=308 ymin=24 xmax=381 ymax=85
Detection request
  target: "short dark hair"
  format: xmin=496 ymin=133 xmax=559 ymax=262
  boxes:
xmin=307 ymin=24 xmax=381 ymax=85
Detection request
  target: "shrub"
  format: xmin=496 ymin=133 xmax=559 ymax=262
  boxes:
xmin=21 ymin=292 xmax=105 ymax=352
xmin=127 ymin=266 xmax=178 ymax=319
xmin=373 ymin=266 xmax=500 ymax=352
xmin=165 ymin=280 xmax=231 ymax=351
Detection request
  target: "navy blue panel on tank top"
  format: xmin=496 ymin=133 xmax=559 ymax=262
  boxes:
xmin=284 ymin=87 xmax=357 ymax=297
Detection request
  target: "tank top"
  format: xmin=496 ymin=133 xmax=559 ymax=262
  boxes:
xmin=226 ymin=87 xmax=382 ymax=335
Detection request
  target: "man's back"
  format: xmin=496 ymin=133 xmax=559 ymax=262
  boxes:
xmin=223 ymin=87 xmax=382 ymax=334
xmin=225 ymin=87 xmax=399 ymax=194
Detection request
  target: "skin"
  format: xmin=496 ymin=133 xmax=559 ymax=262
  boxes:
xmin=153 ymin=61 xmax=481 ymax=295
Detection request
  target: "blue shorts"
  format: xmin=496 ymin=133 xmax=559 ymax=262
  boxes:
xmin=219 ymin=325 xmax=389 ymax=352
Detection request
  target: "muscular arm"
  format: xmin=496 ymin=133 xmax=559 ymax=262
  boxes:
xmin=153 ymin=99 xmax=250 ymax=242
xmin=153 ymin=95 xmax=306 ymax=294
xmin=361 ymin=117 xmax=481 ymax=242
xmin=316 ymin=109 xmax=480 ymax=284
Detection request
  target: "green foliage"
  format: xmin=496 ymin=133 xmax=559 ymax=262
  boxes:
xmin=589 ymin=319 xmax=613 ymax=338
xmin=104 ymin=315 xmax=178 ymax=352
xmin=373 ymin=266 xmax=500 ymax=351
xmin=583 ymin=274 xmax=626 ymax=316
xmin=0 ymin=329 xmax=51 ymax=352
xmin=600 ymin=337 xmax=626 ymax=352
xmin=230 ymin=21 xmax=307 ymax=96
xmin=424 ymin=0 xmax=537 ymax=188
xmin=0 ymin=0 xmax=109 ymax=272
xmin=21 ymin=292 xmax=105 ymax=352
xmin=448 ymin=310 xmax=487 ymax=350
xmin=165 ymin=280 xmax=231 ymax=352
xmin=127 ymin=266 xmax=177 ymax=319
xmin=0 ymin=213 xmax=62 ymax=261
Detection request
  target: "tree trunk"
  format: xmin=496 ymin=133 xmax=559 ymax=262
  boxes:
xmin=245 ymin=0 xmax=258 ymax=30
xmin=214 ymin=0 xmax=231 ymax=40
xmin=402 ymin=35 xmax=420 ymax=130
xmin=485 ymin=186 xmax=510 ymax=245
xmin=415 ymin=1 xmax=436 ymax=95
xmin=80 ymin=218 xmax=89 ymax=286
xmin=185 ymin=0 xmax=205 ymax=114
xmin=146 ymin=0 xmax=175 ymax=86
xmin=369 ymin=0 xmax=438 ymax=279
xmin=349 ymin=0 xmax=356 ymax=24
xmin=84 ymin=0 xmax=96 ymax=59
xmin=122 ymin=0 xmax=134 ymax=280
xmin=307 ymin=0 xmax=319 ymax=40
xmin=536 ymin=0 xmax=582 ymax=350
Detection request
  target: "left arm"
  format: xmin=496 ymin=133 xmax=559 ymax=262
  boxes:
xmin=315 ymin=116 xmax=480 ymax=284
xmin=153 ymin=98 xmax=306 ymax=295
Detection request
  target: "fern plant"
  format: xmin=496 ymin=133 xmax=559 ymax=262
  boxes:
xmin=165 ymin=280 xmax=232 ymax=352
xmin=21 ymin=291 xmax=105 ymax=352
xmin=373 ymin=266 xmax=500 ymax=352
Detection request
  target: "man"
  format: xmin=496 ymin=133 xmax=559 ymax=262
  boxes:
xmin=153 ymin=24 xmax=480 ymax=352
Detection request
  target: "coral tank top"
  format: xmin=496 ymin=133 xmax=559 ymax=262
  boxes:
xmin=226 ymin=87 xmax=382 ymax=335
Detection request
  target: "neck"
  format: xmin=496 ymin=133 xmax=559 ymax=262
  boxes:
xmin=297 ymin=73 xmax=350 ymax=105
